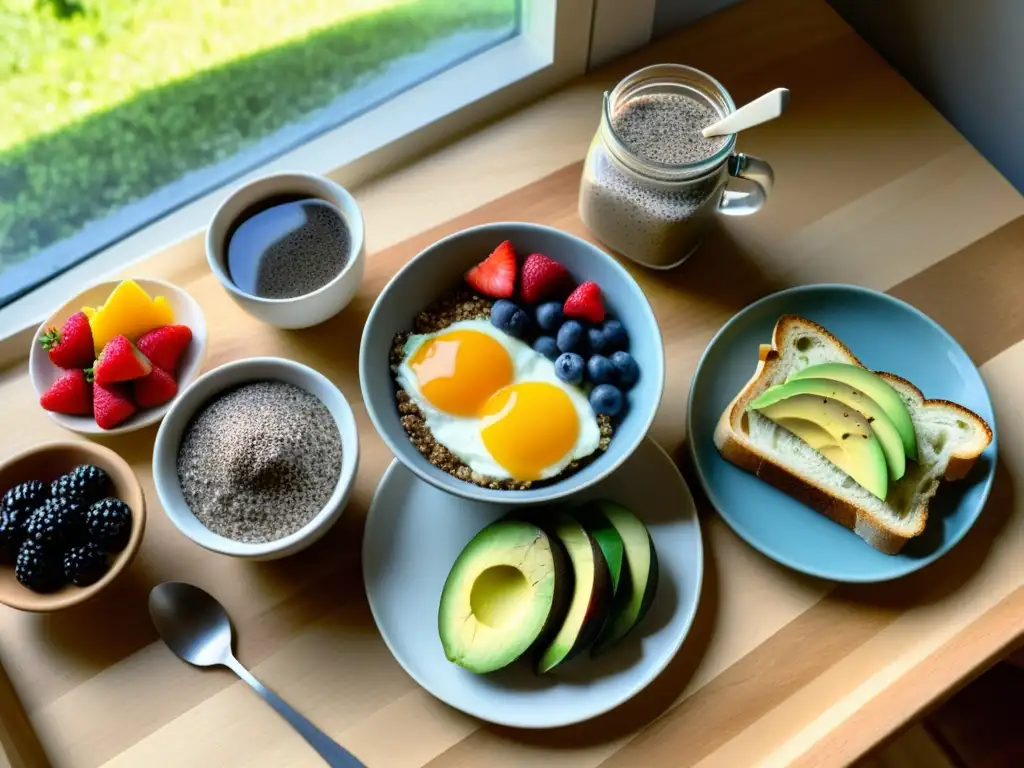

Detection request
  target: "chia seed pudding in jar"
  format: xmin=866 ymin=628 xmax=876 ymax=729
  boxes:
xmin=579 ymin=64 xmax=741 ymax=268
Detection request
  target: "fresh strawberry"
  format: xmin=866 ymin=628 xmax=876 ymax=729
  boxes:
xmin=132 ymin=367 xmax=178 ymax=408
xmin=136 ymin=325 xmax=192 ymax=374
xmin=519 ymin=253 xmax=572 ymax=303
xmin=93 ymin=383 xmax=136 ymax=430
xmin=465 ymin=240 xmax=516 ymax=298
xmin=39 ymin=369 xmax=93 ymax=415
xmin=563 ymin=281 xmax=605 ymax=323
xmin=93 ymin=336 xmax=152 ymax=385
xmin=39 ymin=311 xmax=94 ymax=369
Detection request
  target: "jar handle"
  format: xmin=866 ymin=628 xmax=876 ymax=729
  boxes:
xmin=718 ymin=153 xmax=773 ymax=216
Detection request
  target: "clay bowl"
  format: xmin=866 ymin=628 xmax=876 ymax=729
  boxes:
xmin=0 ymin=442 xmax=146 ymax=612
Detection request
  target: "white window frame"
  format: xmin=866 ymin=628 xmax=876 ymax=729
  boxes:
xmin=0 ymin=0 xmax=655 ymax=345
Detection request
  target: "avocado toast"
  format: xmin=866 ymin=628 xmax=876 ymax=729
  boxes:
xmin=714 ymin=315 xmax=992 ymax=554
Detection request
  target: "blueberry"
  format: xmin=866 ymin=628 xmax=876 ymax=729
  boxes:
xmin=586 ymin=354 xmax=615 ymax=384
xmin=554 ymin=353 xmax=585 ymax=385
xmin=506 ymin=308 xmax=532 ymax=338
xmin=590 ymin=384 xmax=624 ymax=416
xmin=610 ymin=350 xmax=640 ymax=389
xmin=556 ymin=320 xmax=586 ymax=354
xmin=602 ymin=320 xmax=629 ymax=351
xmin=490 ymin=299 xmax=519 ymax=332
xmin=533 ymin=336 xmax=559 ymax=361
xmin=535 ymin=301 xmax=564 ymax=332
xmin=587 ymin=327 xmax=607 ymax=354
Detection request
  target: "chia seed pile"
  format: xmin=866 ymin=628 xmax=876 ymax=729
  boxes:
xmin=389 ymin=290 xmax=613 ymax=491
xmin=177 ymin=381 xmax=342 ymax=543
xmin=579 ymin=91 xmax=729 ymax=267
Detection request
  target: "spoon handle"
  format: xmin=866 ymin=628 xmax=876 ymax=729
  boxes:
xmin=225 ymin=656 xmax=365 ymax=767
xmin=702 ymin=87 xmax=789 ymax=137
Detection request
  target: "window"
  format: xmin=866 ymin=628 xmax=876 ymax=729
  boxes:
xmin=0 ymin=0 xmax=650 ymax=329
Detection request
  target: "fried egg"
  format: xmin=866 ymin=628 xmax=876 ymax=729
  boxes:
xmin=396 ymin=319 xmax=600 ymax=481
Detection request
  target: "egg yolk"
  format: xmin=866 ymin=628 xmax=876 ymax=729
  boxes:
xmin=480 ymin=382 xmax=580 ymax=480
xmin=409 ymin=330 xmax=514 ymax=416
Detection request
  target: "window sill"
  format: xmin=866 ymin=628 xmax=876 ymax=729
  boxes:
xmin=0 ymin=0 xmax=599 ymax=349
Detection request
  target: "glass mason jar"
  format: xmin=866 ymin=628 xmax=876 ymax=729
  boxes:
xmin=579 ymin=64 xmax=773 ymax=269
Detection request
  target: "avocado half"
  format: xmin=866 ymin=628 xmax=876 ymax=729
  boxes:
xmin=527 ymin=511 xmax=613 ymax=673
xmin=751 ymin=377 xmax=906 ymax=480
xmin=590 ymin=501 xmax=659 ymax=656
xmin=437 ymin=519 xmax=571 ymax=674
xmin=788 ymin=363 xmax=917 ymax=460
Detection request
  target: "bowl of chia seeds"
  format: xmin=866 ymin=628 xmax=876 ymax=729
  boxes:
xmin=152 ymin=357 xmax=359 ymax=559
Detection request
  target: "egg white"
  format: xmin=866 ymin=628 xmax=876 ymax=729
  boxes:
xmin=396 ymin=319 xmax=600 ymax=480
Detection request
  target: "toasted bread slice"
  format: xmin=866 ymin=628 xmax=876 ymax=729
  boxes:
xmin=714 ymin=315 xmax=992 ymax=554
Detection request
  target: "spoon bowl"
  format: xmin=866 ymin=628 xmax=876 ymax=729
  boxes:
xmin=149 ymin=582 xmax=233 ymax=668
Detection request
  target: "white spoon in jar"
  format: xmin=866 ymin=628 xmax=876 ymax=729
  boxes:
xmin=702 ymin=87 xmax=790 ymax=138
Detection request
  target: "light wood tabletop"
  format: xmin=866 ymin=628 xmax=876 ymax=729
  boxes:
xmin=1 ymin=0 xmax=1023 ymax=765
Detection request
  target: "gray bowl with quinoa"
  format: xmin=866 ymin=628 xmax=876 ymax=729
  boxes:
xmin=359 ymin=222 xmax=665 ymax=505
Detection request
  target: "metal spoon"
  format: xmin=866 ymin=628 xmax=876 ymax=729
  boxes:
xmin=149 ymin=582 xmax=364 ymax=768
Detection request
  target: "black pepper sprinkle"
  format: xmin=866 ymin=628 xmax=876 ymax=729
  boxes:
xmin=842 ymin=433 xmax=850 ymax=440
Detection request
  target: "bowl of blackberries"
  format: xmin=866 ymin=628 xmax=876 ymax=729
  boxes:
xmin=0 ymin=442 xmax=145 ymax=611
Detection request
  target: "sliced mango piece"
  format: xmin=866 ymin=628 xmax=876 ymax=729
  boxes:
xmin=153 ymin=296 xmax=173 ymax=318
xmin=82 ymin=306 xmax=97 ymax=320
xmin=90 ymin=279 xmax=175 ymax=353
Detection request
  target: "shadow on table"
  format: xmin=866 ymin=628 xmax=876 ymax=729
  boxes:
xmin=26 ymin=556 xmax=160 ymax=671
xmin=837 ymin=454 xmax=1016 ymax=610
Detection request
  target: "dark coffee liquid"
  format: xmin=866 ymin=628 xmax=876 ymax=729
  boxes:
xmin=225 ymin=195 xmax=351 ymax=299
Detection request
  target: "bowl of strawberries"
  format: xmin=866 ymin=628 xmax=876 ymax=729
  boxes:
xmin=29 ymin=278 xmax=207 ymax=434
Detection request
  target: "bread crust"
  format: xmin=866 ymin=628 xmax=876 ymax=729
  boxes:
xmin=713 ymin=315 xmax=993 ymax=554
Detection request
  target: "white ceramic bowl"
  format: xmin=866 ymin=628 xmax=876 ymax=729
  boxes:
xmin=29 ymin=278 xmax=207 ymax=435
xmin=206 ymin=171 xmax=366 ymax=329
xmin=152 ymin=357 xmax=360 ymax=560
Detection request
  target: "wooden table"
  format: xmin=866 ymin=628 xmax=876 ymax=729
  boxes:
xmin=2 ymin=0 xmax=1023 ymax=765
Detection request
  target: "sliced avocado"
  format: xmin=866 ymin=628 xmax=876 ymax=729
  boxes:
xmin=752 ymin=393 xmax=888 ymax=499
xmin=788 ymin=363 xmax=917 ymax=461
xmin=590 ymin=501 xmax=659 ymax=656
xmin=750 ymin=378 xmax=906 ymax=480
xmin=572 ymin=505 xmax=625 ymax=596
xmin=438 ymin=519 xmax=571 ymax=674
xmin=526 ymin=511 xmax=613 ymax=673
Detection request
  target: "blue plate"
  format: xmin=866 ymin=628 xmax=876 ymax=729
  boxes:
xmin=687 ymin=284 xmax=997 ymax=582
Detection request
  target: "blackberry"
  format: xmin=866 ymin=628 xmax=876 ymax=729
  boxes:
xmin=50 ymin=464 xmax=109 ymax=506
xmin=63 ymin=543 xmax=109 ymax=587
xmin=1 ymin=479 xmax=49 ymax=529
xmin=85 ymin=498 xmax=132 ymax=552
xmin=24 ymin=497 xmax=84 ymax=548
xmin=0 ymin=510 xmax=26 ymax=563
xmin=15 ymin=540 xmax=65 ymax=593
